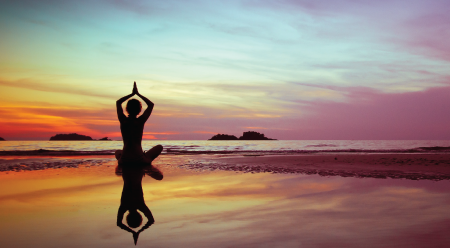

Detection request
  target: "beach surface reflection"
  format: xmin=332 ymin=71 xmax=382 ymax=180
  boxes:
xmin=0 ymin=158 xmax=449 ymax=248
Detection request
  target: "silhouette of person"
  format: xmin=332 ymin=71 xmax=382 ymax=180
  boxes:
xmin=115 ymin=82 xmax=163 ymax=165
xmin=116 ymin=165 xmax=163 ymax=245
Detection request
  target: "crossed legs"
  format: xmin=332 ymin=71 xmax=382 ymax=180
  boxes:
xmin=144 ymin=145 xmax=163 ymax=162
xmin=115 ymin=145 xmax=163 ymax=162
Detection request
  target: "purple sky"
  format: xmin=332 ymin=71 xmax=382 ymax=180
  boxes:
xmin=0 ymin=0 xmax=449 ymax=140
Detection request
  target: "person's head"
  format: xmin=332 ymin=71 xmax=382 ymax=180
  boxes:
xmin=126 ymin=210 xmax=143 ymax=228
xmin=126 ymin=99 xmax=142 ymax=117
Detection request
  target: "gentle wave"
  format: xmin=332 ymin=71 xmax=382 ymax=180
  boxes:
xmin=1 ymin=140 xmax=450 ymax=149
xmin=1 ymin=147 xmax=450 ymax=156
xmin=1 ymin=140 xmax=450 ymax=155
xmin=304 ymin=144 xmax=338 ymax=148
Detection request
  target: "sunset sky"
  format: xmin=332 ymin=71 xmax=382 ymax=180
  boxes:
xmin=1 ymin=0 xmax=450 ymax=140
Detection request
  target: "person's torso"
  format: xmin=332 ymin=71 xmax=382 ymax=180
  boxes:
xmin=119 ymin=117 xmax=149 ymax=164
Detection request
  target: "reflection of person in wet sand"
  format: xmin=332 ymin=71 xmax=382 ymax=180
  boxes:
xmin=115 ymin=81 xmax=163 ymax=165
xmin=116 ymin=166 xmax=163 ymax=245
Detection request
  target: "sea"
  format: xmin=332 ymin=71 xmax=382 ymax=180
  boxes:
xmin=1 ymin=140 xmax=450 ymax=154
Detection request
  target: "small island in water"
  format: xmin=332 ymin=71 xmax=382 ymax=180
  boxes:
xmin=209 ymin=134 xmax=239 ymax=140
xmin=50 ymin=133 xmax=93 ymax=141
xmin=49 ymin=133 xmax=113 ymax=141
xmin=0 ymin=137 xmax=5 ymax=141
xmin=209 ymin=131 xmax=276 ymax=140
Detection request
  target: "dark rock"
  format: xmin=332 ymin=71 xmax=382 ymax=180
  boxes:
xmin=0 ymin=137 xmax=5 ymax=141
xmin=209 ymin=134 xmax=239 ymax=140
xmin=239 ymin=131 xmax=276 ymax=140
xmin=208 ymin=131 xmax=276 ymax=140
xmin=50 ymin=133 xmax=93 ymax=141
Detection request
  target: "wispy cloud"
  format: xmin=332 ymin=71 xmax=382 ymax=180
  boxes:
xmin=0 ymin=78 xmax=115 ymax=99
xmin=2 ymin=0 xmax=450 ymax=139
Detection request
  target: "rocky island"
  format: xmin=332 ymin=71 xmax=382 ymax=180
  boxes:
xmin=208 ymin=134 xmax=239 ymax=140
xmin=239 ymin=131 xmax=276 ymax=140
xmin=0 ymin=137 xmax=5 ymax=141
xmin=50 ymin=133 xmax=93 ymax=141
xmin=209 ymin=131 xmax=276 ymax=140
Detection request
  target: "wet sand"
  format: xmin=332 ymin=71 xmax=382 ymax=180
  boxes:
xmin=0 ymin=155 xmax=116 ymax=172
xmin=181 ymin=153 xmax=450 ymax=180
xmin=1 ymin=153 xmax=450 ymax=180
xmin=0 ymin=160 xmax=449 ymax=248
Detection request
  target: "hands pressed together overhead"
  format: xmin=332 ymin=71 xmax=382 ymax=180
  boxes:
xmin=132 ymin=81 xmax=139 ymax=95
xmin=116 ymin=81 xmax=154 ymax=121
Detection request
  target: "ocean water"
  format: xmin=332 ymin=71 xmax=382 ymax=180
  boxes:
xmin=1 ymin=164 xmax=449 ymax=248
xmin=1 ymin=140 xmax=450 ymax=154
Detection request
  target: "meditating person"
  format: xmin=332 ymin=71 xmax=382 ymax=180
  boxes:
xmin=115 ymin=82 xmax=163 ymax=165
xmin=115 ymin=82 xmax=163 ymax=245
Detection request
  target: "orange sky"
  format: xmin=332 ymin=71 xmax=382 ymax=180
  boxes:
xmin=2 ymin=0 xmax=450 ymax=140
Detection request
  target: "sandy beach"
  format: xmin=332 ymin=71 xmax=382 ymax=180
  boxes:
xmin=1 ymin=155 xmax=450 ymax=248
xmin=2 ymin=152 xmax=450 ymax=180
xmin=185 ymin=153 xmax=450 ymax=180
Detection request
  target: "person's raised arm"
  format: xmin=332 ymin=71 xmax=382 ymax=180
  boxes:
xmin=116 ymin=84 xmax=136 ymax=121
xmin=117 ymin=206 xmax=135 ymax=233
xmin=138 ymin=205 xmax=155 ymax=233
xmin=117 ymin=205 xmax=127 ymax=226
xmin=134 ymin=82 xmax=154 ymax=121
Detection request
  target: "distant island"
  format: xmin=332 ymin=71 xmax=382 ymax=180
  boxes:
xmin=209 ymin=131 xmax=276 ymax=140
xmin=98 ymin=137 xmax=112 ymax=141
xmin=0 ymin=137 xmax=5 ymax=141
xmin=50 ymin=133 xmax=93 ymax=141
xmin=239 ymin=131 xmax=276 ymax=140
xmin=209 ymin=134 xmax=239 ymax=140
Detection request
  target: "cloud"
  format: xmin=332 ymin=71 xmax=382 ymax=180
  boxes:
xmin=2 ymin=82 xmax=450 ymax=140
xmin=286 ymin=84 xmax=450 ymax=139
xmin=2 ymin=0 xmax=450 ymax=140
xmin=107 ymin=0 xmax=167 ymax=16
xmin=0 ymin=78 xmax=115 ymax=99
xmin=0 ymin=104 xmax=118 ymax=140
xmin=144 ymin=132 xmax=179 ymax=135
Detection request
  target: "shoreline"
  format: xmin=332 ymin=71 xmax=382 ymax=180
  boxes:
xmin=181 ymin=153 xmax=450 ymax=181
xmin=1 ymin=148 xmax=450 ymax=156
